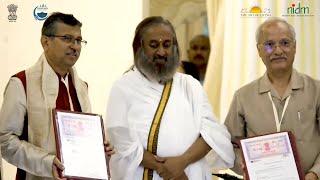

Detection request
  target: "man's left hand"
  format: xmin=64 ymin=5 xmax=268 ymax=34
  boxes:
xmin=155 ymin=156 xmax=188 ymax=179
xmin=305 ymin=172 xmax=318 ymax=180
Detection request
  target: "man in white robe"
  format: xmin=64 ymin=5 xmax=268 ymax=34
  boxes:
xmin=105 ymin=16 xmax=234 ymax=180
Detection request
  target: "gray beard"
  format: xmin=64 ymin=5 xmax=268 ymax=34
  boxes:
xmin=134 ymin=47 xmax=179 ymax=83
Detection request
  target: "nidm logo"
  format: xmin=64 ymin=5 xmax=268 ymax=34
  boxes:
xmin=283 ymin=2 xmax=313 ymax=17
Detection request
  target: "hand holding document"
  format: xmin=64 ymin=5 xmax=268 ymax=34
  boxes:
xmin=240 ymin=132 xmax=303 ymax=180
xmin=53 ymin=109 xmax=109 ymax=180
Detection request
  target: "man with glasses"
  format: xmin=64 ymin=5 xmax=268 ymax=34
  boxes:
xmin=225 ymin=17 xmax=320 ymax=180
xmin=105 ymin=16 xmax=234 ymax=180
xmin=0 ymin=12 xmax=113 ymax=180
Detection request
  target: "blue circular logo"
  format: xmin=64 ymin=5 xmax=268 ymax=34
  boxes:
xmin=33 ymin=4 xmax=48 ymax=21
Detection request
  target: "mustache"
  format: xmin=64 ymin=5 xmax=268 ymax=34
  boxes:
xmin=271 ymin=56 xmax=287 ymax=61
xmin=194 ymin=54 xmax=204 ymax=60
xmin=66 ymin=50 xmax=79 ymax=56
xmin=153 ymin=55 xmax=168 ymax=62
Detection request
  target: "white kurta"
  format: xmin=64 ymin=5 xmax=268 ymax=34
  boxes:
xmin=106 ymin=68 xmax=234 ymax=180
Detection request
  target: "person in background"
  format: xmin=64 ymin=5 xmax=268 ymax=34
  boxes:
xmin=181 ymin=34 xmax=210 ymax=84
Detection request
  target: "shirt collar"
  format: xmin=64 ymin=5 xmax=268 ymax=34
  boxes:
xmin=55 ymin=72 xmax=70 ymax=81
xmin=258 ymin=68 xmax=304 ymax=94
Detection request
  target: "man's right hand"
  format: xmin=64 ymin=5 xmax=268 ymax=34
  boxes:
xmin=52 ymin=157 xmax=65 ymax=180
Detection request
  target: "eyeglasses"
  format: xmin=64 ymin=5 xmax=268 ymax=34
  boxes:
xmin=261 ymin=39 xmax=294 ymax=52
xmin=47 ymin=35 xmax=87 ymax=46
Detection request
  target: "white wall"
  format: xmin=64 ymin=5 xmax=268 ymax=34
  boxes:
xmin=0 ymin=0 xmax=144 ymax=179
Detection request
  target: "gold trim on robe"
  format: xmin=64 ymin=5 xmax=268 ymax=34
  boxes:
xmin=143 ymin=80 xmax=172 ymax=180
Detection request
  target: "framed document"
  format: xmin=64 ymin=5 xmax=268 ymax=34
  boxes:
xmin=240 ymin=132 xmax=304 ymax=180
xmin=53 ymin=109 xmax=108 ymax=180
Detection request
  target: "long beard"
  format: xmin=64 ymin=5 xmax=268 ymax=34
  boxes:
xmin=134 ymin=47 xmax=180 ymax=83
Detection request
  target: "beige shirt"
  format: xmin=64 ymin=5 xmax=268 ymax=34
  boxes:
xmin=225 ymin=69 xmax=320 ymax=177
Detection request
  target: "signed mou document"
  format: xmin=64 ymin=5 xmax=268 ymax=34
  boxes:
xmin=240 ymin=132 xmax=303 ymax=180
xmin=53 ymin=109 xmax=108 ymax=180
